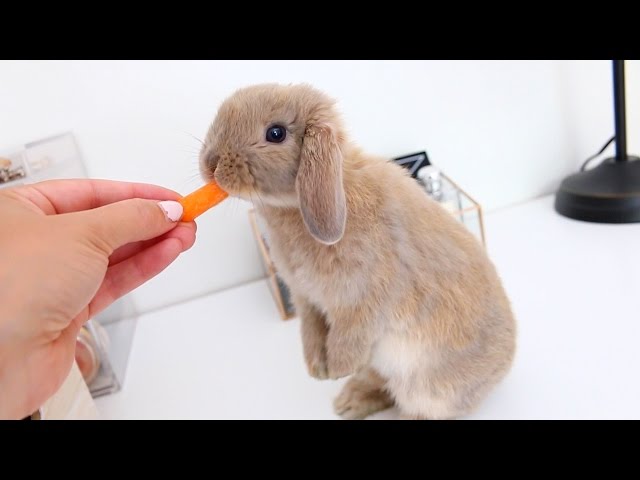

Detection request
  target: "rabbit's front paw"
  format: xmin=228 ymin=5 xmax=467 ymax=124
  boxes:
xmin=302 ymin=329 xmax=329 ymax=380
xmin=327 ymin=349 xmax=363 ymax=380
xmin=305 ymin=344 xmax=329 ymax=380
xmin=326 ymin=331 xmax=369 ymax=379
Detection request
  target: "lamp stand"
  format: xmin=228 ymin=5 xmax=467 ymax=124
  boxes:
xmin=555 ymin=60 xmax=640 ymax=223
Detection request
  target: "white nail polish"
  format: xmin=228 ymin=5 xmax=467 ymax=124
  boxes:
xmin=158 ymin=201 xmax=183 ymax=222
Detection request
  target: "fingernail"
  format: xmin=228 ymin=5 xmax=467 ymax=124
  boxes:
xmin=158 ymin=201 xmax=183 ymax=222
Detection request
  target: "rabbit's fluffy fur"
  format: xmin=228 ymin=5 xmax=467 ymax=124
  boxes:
xmin=200 ymin=83 xmax=516 ymax=419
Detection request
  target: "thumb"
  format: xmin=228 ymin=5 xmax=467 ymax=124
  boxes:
xmin=77 ymin=198 xmax=183 ymax=252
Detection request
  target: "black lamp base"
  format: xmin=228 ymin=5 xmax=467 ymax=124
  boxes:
xmin=554 ymin=156 xmax=640 ymax=223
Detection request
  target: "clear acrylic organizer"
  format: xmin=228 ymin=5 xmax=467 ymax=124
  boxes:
xmin=0 ymin=132 xmax=138 ymax=398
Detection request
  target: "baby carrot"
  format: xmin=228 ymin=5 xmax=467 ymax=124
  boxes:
xmin=179 ymin=182 xmax=228 ymax=221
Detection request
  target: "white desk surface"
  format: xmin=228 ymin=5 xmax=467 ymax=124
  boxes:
xmin=95 ymin=195 xmax=640 ymax=419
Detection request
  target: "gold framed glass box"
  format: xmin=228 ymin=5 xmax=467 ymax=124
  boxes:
xmin=248 ymin=209 xmax=296 ymax=320
xmin=249 ymin=152 xmax=486 ymax=321
xmin=417 ymin=167 xmax=486 ymax=246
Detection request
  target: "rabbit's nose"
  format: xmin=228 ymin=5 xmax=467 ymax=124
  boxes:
xmin=199 ymin=149 xmax=220 ymax=182
xmin=205 ymin=152 xmax=220 ymax=172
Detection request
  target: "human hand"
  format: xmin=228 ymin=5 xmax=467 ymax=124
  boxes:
xmin=0 ymin=179 xmax=196 ymax=419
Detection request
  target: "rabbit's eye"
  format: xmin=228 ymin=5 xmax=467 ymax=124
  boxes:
xmin=266 ymin=125 xmax=286 ymax=143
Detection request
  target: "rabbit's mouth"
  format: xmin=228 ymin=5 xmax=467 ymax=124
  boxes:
xmin=199 ymin=148 xmax=252 ymax=196
xmin=200 ymin=149 xmax=298 ymax=208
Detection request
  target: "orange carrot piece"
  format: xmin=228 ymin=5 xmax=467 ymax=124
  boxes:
xmin=179 ymin=182 xmax=228 ymax=221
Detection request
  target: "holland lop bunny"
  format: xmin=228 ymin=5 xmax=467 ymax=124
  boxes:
xmin=200 ymin=83 xmax=516 ymax=419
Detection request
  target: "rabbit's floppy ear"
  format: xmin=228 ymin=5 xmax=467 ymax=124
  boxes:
xmin=296 ymin=124 xmax=347 ymax=245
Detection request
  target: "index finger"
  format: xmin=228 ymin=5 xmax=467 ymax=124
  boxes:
xmin=14 ymin=179 xmax=182 ymax=215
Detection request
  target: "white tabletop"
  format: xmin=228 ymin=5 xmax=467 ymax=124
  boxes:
xmin=95 ymin=195 xmax=640 ymax=419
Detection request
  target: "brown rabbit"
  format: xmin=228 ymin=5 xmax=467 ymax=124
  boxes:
xmin=200 ymin=83 xmax=516 ymax=419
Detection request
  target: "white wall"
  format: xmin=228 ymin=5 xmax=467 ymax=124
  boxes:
xmin=2 ymin=60 xmax=631 ymax=313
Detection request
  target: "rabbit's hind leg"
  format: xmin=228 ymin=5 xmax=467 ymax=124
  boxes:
xmin=333 ymin=367 xmax=394 ymax=420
